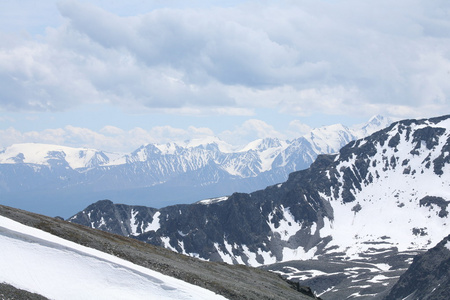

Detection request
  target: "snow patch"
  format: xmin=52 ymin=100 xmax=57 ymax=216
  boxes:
xmin=267 ymin=206 xmax=303 ymax=241
xmin=214 ymin=242 xmax=234 ymax=264
xmin=445 ymin=240 xmax=450 ymax=251
xmin=282 ymin=246 xmax=317 ymax=261
xmin=241 ymin=245 xmax=261 ymax=267
xmin=367 ymin=275 xmax=391 ymax=284
xmin=129 ymin=209 xmax=139 ymax=235
xmin=196 ymin=196 xmax=229 ymax=205
xmin=144 ymin=211 xmax=161 ymax=233
xmin=0 ymin=216 xmax=226 ymax=300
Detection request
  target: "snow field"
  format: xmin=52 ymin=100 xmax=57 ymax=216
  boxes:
xmin=319 ymin=118 xmax=450 ymax=259
xmin=0 ymin=216 xmax=226 ymax=300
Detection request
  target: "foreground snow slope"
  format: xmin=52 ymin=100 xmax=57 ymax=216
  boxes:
xmin=0 ymin=216 xmax=226 ymax=300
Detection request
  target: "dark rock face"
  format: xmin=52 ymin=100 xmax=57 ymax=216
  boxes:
xmin=73 ymin=200 xmax=158 ymax=236
xmin=69 ymin=155 xmax=335 ymax=265
xmin=0 ymin=283 xmax=48 ymax=300
xmin=419 ymin=196 xmax=449 ymax=218
xmin=384 ymin=235 xmax=450 ymax=300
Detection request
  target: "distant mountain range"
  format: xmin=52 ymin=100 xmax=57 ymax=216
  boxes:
xmin=69 ymin=114 xmax=450 ymax=299
xmin=0 ymin=115 xmax=392 ymax=217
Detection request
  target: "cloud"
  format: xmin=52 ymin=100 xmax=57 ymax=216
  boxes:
xmin=219 ymin=119 xmax=284 ymax=146
xmin=0 ymin=0 xmax=449 ymax=118
xmin=288 ymin=120 xmax=312 ymax=138
xmin=0 ymin=124 xmax=218 ymax=152
xmin=0 ymin=118 xmax=290 ymax=152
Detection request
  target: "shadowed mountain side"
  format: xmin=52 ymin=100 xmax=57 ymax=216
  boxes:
xmin=384 ymin=235 xmax=450 ymax=300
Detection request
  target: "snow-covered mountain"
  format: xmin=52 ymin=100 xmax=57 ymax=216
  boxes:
xmin=0 ymin=115 xmax=392 ymax=217
xmin=69 ymin=115 xmax=449 ymax=298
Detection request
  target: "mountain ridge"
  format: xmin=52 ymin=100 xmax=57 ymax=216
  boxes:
xmin=70 ymin=115 xmax=449 ymax=264
xmin=0 ymin=115 xmax=393 ymax=217
xmin=68 ymin=114 xmax=450 ymax=298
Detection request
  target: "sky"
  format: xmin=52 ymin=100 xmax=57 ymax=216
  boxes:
xmin=0 ymin=0 xmax=449 ymax=152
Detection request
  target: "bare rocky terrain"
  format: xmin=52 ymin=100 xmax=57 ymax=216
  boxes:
xmin=0 ymin=283 xmax=48 ymax=300
xmin=0 ymin=204 xmax=318 ymax=300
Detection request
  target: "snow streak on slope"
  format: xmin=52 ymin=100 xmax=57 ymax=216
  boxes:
xmin=0 ymin=216 xmax=226 ymax=300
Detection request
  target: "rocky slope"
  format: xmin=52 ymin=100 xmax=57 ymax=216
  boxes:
xmin=384 ymin=234 xmax=450 ymax=300
xmin=0 ymin=283 xmax=48 ymax=300
xmin=0 ymin=204 xmax=317 ymax=300
xmin=70 ymin=115 xmax=449 ymax=263
xmin=69 ymin=114 xmax=450 ymax=298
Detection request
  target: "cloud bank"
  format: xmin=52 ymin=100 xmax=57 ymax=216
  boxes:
xmin=0 ymin=0 xmax=449 ymax=119
xmin=0 ymin=119 xmax=291 ymax=152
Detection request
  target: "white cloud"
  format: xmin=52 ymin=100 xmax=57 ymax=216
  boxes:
xmin=0 ymin=0 xmax=449 ymax=119
xmin=219 ymin=119 xmax=284 ymax=146
xmin=0 ymin=124 xmax=219 ymax=152
xmin=99 ymin=125 xmax=124 ymax=136
xmin=0 ymin=118 xmax=287 ymax=152
xmin=288 ymin=120 xmax=312 ymax=138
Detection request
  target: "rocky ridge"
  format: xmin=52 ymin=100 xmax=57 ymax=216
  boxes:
xmin=384 ymin=234 xmax=450 ymax=300
xmin=70 ymin=115 xmax=449 ymax=265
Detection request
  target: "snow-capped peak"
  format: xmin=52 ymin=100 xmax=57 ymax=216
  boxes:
xmin=154 ymin=142 xmax=181 ymax=155
xmin=0 ymin=115 xmax=398 ymax=212
xmin=183 ymin=137 xmax=236 ymax=153
xmin=240 ymin=137 xmax=286 ymax=152
xmin=0 ymin=143 xmax=118 ymax=169
xmin=353 ymin=115 xmax=395 ymax=137
xmin=304 ymin=124 xmax=356 ymax=154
